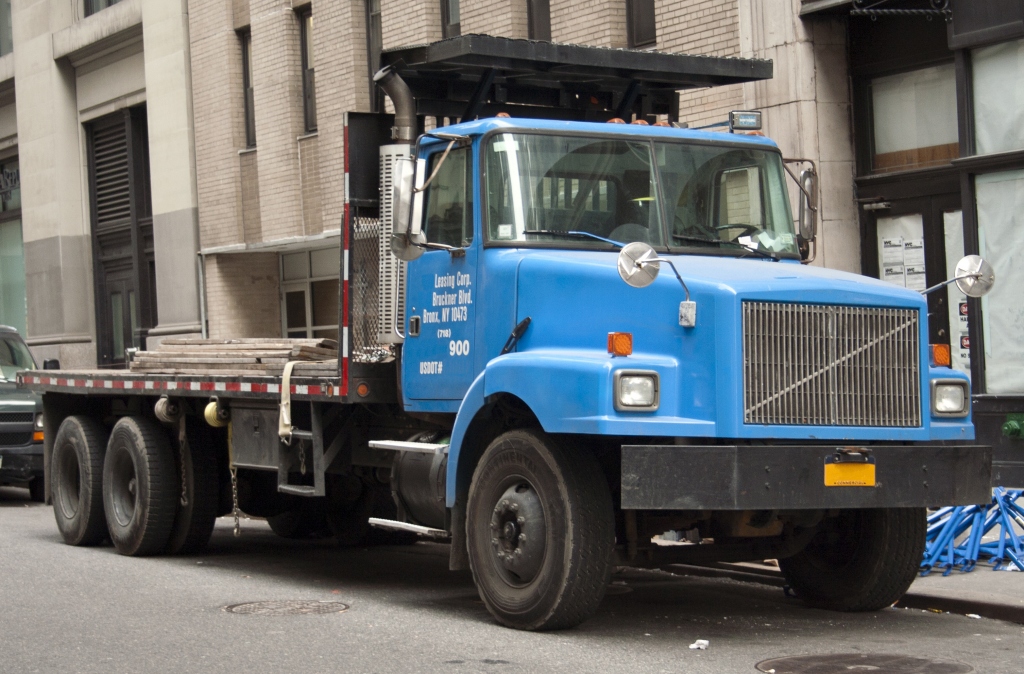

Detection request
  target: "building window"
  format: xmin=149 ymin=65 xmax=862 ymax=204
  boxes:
xmin=281 ymin=248 xmax=339 ymax=341
xmin=299 ymin=9 xmax=317 ymax=133
xmin=442 ymin=0 xmax=461 ymax=38
xmin=972 ymin=38 xmax=1024 ymax=155
xmin=241 ymin=31 xmax=256 ymax=148
xmin=527 ymin=0 xmax=551 ymax=41
xmin=366 ymin=0 xmax=383 ymax=112
xmin=85 ymin=0 xmax=123 ymax=17
xmin=0 ymin=158 xmax=23 ymax=335
xmin=0 ymin=0 xmax=12 ymax=56
xmin=869 ymin=63 xmax=958 ymax=174
xmin=626 ymin=0 xmax=656 ymax=48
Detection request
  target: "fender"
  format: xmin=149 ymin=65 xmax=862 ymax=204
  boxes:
xmin=445 ymin=349 xmax=715 ymax=506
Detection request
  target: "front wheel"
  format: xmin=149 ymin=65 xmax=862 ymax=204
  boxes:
xmin=779 ymin=507 xmax=926 ymax=611
xmin=466 ymin=429 xmax=614 ymax=631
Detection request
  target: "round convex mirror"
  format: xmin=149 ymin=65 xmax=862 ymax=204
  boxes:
xmin=617 ymin=242 xmax=660 ymax=288
xmin=390 ymin=232 xmax=425 ymax=262
xmin=954 ymin=254 xmax=995 ymax=298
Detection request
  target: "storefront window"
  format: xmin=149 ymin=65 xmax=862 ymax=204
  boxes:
xmin=0 ymin=219 xmax=25 ymax=335
xmin=976 ymin=169 xmax=1024 ymax=394
xmin=870 ymin=63 xmax=958 ymax=173
xmin=972 ymin=39 xmax=1024 ymax=155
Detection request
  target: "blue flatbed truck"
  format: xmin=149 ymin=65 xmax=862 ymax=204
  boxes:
xmin=20 ymin=37 xmax=994 ymax=630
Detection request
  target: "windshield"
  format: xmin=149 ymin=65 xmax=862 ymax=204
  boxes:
xmin=483 ymin=132 xmax=797 ymax=257
xmin=0 ymin=334 xmax=35 ymax=380
xmin=655 ymin=141 xmax=797 ymax=256
xmin=485 ymin=133 xmax=663 ymax=247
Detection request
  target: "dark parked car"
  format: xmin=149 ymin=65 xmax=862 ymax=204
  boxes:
xmin=0 ymin=325 xmax=44 ymax=501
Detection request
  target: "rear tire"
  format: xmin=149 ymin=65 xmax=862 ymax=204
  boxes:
xmin=166 ymin=419 xmax=220 ymax=554
xmin=467 ymin=429 xmax=614 ymax=631
xmin=51 ymin=415 xmax=110 ymax=546
xmin=779 ymin=507 xmax=926 ymax=611
xmin=102 ymin=417 xmax=178 ymax=556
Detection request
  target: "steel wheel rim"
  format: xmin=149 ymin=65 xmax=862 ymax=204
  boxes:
xmin=487 ymin=476 xmax=547 ymax=588
xmin=108 ymin=443 xmax=138 ymax=527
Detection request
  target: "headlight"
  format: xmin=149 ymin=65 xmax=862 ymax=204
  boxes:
xmin=615 ymin=371 xmax=659 ymax=411
xmin=932 ymin=380 xmax=968 ymax=417
xmin=34 ymin=413 xmax=44 ymax=430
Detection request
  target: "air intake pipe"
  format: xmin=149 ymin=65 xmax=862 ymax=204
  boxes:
xmin=373 ymin=65 xmax=416 ymax=144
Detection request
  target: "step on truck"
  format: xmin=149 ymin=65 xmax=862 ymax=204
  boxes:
xmin=20 ymin=37 xmax=995 ymax=630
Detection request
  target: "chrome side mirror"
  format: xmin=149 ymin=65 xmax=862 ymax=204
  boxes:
xmin=389 ymin=156 xmax=425 ymax=262
xmin=798 ymin=168 xmax=818 ymax=242
xmin=953 ymin=255 xmax=995 ymax=298
xmin=617 ymin=242 xmax=661 ymax=288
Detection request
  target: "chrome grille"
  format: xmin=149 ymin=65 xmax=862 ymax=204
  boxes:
xmin=743 ymin=302 xmax=921 ymax=427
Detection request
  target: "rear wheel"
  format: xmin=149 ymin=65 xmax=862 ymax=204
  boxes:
xmin=466 ymin=429 xmax=614 ymax=631
xmin=102 ymin=417 xmax=178 ymax=556
xmin=166 ymin=419 xmax=220 ymax=554
xmin=51 ymin=415 xmax=110 ymax=546
xmin=779 ymin=507 xmax=926 ymax=611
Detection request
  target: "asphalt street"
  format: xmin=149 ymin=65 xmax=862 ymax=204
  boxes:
xmin=2 ymin=485 xmax=1022 ymax=674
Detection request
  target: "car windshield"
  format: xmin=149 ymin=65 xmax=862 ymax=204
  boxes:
xmin=485 ymin=133 xmax=664 ymax=248
xmin=0 ymin=334 xmax=35 ymax=380
xmin=655 ymin=141 xmax=798 ymax=257
xmin=483 ymin=132 xmax=798 ymax=258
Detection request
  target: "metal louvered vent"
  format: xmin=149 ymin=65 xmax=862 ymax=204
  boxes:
xmin=91 ymin=122 xmax=131 ymax=227
xmin=743 ymin=302 xmax=921 ymax=427
xmin=377 ymin=145 xmax=408 ymax=344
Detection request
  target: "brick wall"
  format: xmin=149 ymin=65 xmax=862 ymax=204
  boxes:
xmin=189 ymin=0 xmax=245 ymax=249
xmin=240 ymin=149 xmax=262 ymax=242
xmin=250 ymin=0 xmax=306 ymax=241
xmin=205 ymin=253 xmax=282 ymax=338
xmin=550 ymin=0 xmax=626 ymax=47
xmin=462 ymin=0 xmax=528 ymax=38
xmin=298 ymin=133 xmax=323 ymax=234
xmin=382 ymin=0 xmax=441 ymax=50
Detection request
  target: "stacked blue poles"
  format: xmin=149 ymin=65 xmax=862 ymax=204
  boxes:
xmin=921 ymin=488 xmax=1024 ymax=576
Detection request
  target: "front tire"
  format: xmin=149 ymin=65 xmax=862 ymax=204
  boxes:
xmin=102 ymin=417 xmax=178 ymax=556
xmin=51 ymin=416 xmax=110 ymax=546
xmin=466 ymin=429 xmax=614 ymax=631
xmin=779 ymin=507 xmax=926 ymax=611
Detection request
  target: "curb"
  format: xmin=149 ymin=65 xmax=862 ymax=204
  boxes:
xmin=663 ymin=562 xmax=1024 ymax=626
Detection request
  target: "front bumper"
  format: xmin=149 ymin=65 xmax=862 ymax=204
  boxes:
xmin=0 ymin=444 xmax=44 ymax=484
xmin=621 ymin=444 xmax=992 ymax=510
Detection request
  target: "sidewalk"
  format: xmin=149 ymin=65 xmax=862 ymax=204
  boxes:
xmin=665 ymin=561 xmax=1024 ymax=625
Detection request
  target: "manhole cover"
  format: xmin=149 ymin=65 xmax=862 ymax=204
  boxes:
xmin=755 ymin=654 xmax=973 ymax=674
xmin=223 ymin=600 xmax=350 ymax=616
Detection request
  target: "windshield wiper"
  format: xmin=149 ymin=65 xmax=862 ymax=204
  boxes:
xmin=671 ymin=233 xmax=777 ymax=261
xmin=523 ymin=230 xmax=625 ymax=248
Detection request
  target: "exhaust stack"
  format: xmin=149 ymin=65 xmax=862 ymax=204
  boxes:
xmin=373 ymin=65 xmax=416 ymax=144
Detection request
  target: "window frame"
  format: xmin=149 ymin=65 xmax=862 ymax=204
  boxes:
xmin=365 ymin=0 xmax=384 ymax=112
xmin=441 ymin=0 xmax=461 ymax=39
xmin=84 ymin=0 xmax=122 ymax=18
xmin=280 ymin=249 xmax=341 ymax=340
xmin=421 ymin=145 xmax=475 ymax=248
xmin=626 ymin=0 xmax=657 ymax=49
xmin=298 ymin=8 xmax=317 ymax=133
xmin=240 ymin=30 xmax=256 ymax=148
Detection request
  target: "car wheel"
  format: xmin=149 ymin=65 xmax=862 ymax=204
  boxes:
xmin=779 ymin=507 xmax=926 ymax=611
xmin=466 ymin=429 xmax=614 ymax=630
xmin=102 ymin=416 xmax=178 ymax=556
xmin=51 ymin=415 xmax=110 ymax=546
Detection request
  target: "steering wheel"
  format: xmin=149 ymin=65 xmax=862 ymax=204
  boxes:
xmin=714 ymin=223 xmax=761 ymax=241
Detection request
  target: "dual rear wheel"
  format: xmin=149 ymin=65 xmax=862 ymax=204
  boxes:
xmin=51 ymin=414 xmax=219 ymax=556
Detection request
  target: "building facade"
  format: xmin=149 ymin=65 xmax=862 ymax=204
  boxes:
xmin=0 ymin=0 xmax=202 ymax=369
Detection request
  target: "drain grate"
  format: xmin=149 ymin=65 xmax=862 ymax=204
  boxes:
xmin=756 ymin=654 xmax=973 ymax=673
xmin=223 ymin=600 xmax=350 ymax=616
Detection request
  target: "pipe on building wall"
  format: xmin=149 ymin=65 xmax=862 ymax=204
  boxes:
xmin=372 ymin=66 xmax=416 ymax=144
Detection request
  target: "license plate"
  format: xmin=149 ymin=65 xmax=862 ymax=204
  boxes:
xmin=824 ymin=457 xmax=876 ymax=487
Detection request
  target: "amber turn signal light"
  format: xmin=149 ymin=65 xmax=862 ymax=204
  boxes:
xmin=607 ymin=332 xmax=633 ymax=357
xmin=33 ymin=431 xmax=44 ymax=443
xmin=931 ymin=344 xmax=951 ymax=367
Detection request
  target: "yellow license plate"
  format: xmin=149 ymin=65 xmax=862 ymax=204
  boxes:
xmin=824 ymin=461 xmax=876 ymax=487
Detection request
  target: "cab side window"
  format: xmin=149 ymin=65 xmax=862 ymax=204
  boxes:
xmin=423 ymin=147 xmax=474 ymax=248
